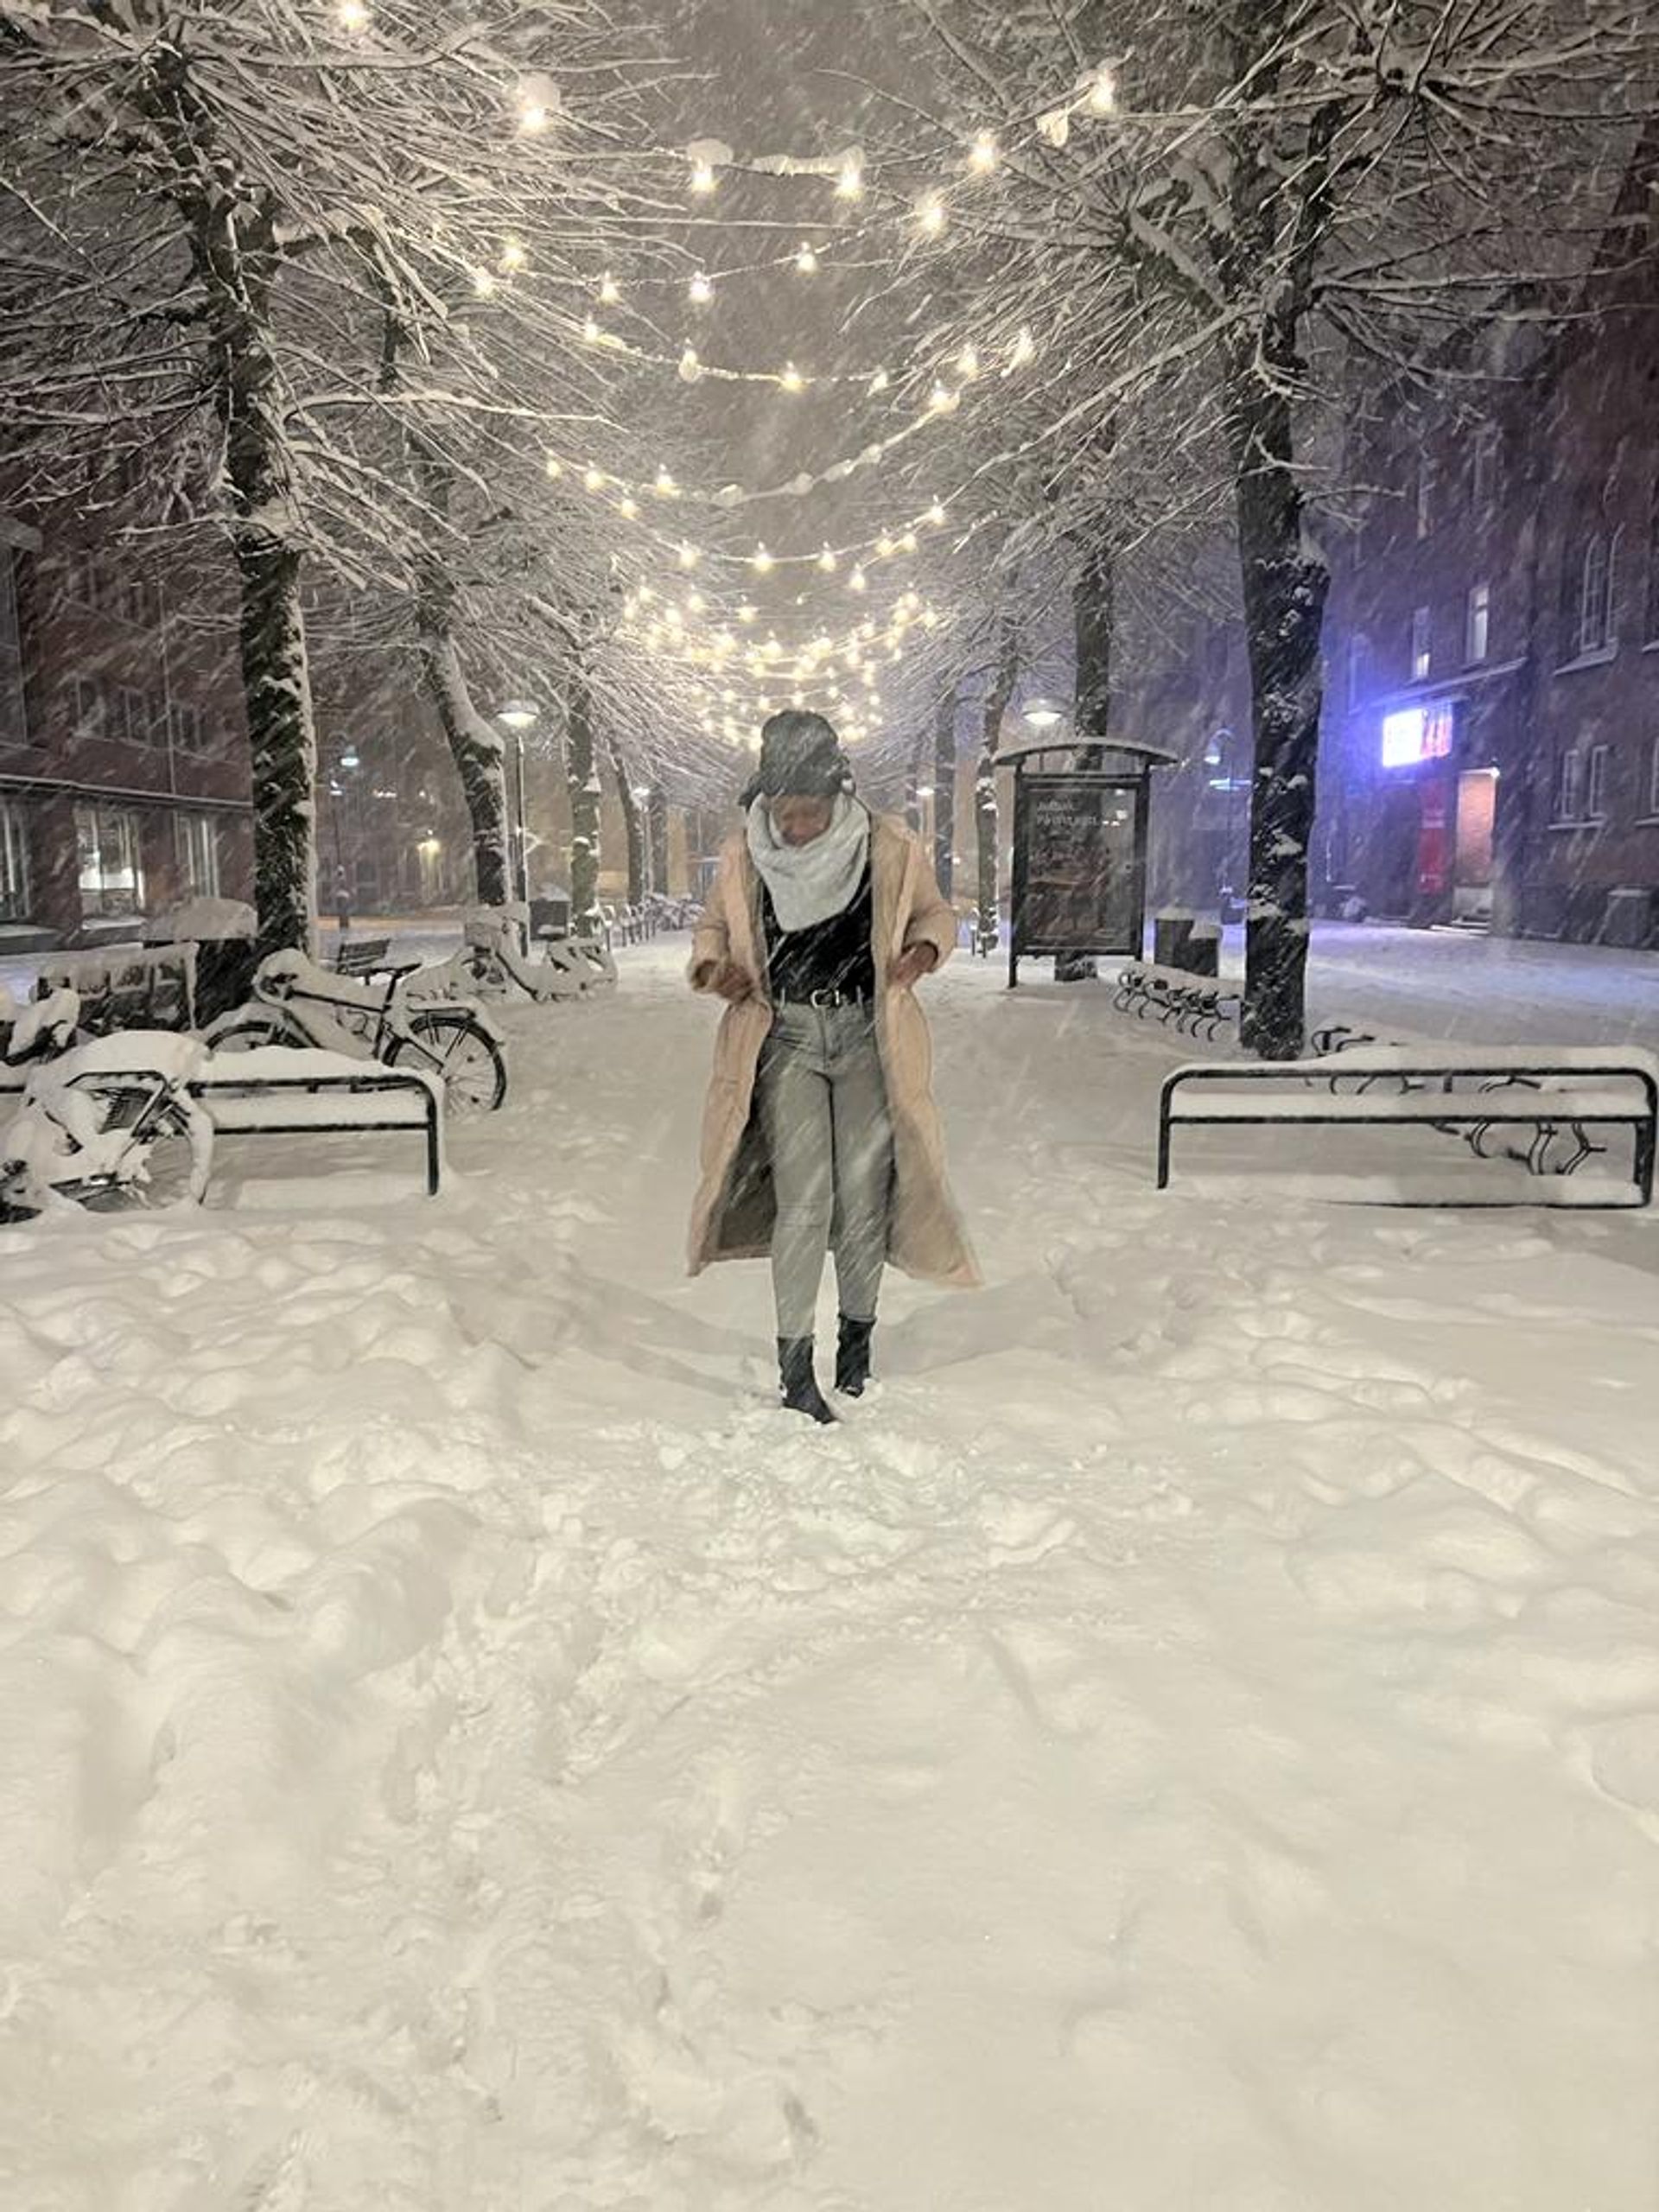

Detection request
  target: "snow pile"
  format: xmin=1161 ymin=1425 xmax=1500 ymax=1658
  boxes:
xmin=2 ymin=947 xmax=1656 ymax=2209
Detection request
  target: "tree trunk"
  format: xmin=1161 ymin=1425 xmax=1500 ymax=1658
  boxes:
xmin=976 ymin=627 xmax=1017 ymax=954
xmin=648 ymin=787 xmax=670 ymax=898
xmin=1228 ymin=367 xmax=1328 ymax=1059
xmin=566 ymin=664 xmax=602 ymax=935
xmin=193 ymin=198 xmax=317 ymax=962
xmin=419 ymin=621 xmax=511 ymax=909
xmin=234 ymin=525 xmax=317 ymax=964
xmin=1062 ymin=537 xmax=1115 ymax=979
xmin=375 ymin=289 xmax=512 ymax=911
xmin=932 ymin=688 xmax=957 ymax=898
xmin=612 ymin=743 xmax=645 ymax=904
xmin=1074 ymin=531 xmax=1114 ymax=746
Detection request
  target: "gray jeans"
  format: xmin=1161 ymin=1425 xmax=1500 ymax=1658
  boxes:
xmin=756 ymin=1001 xmax=894 ymax=1338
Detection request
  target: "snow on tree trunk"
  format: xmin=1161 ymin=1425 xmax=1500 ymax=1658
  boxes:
xmin=1228 ymin=372 xmax=1328 ymax=1061
xmin=419 ymin=623 xmax=510 ymax=910
xmin=932 ymin=689 xmax=957 ymax=899
xmin=195 ymin=197 xmax=316 ymax=963
xmin=976 ymin=630 xmax=1016 ymax=954
xmin=612 ymin=744 xmax=645 ymax=905
xmin=566 ymin=666 xmax=601 ymax=935
xmin=1063 ymin=538 xmax=1114 ymax=979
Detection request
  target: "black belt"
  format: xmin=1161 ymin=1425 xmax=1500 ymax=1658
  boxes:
xmin=773 ymin=986 xmax=873 ymax=1009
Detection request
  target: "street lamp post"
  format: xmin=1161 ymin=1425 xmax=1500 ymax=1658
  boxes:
xmin=495 ymin=700 xmax=538 ymax=909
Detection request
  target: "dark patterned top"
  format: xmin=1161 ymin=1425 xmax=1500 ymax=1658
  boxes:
xmin=760 ymin=865 xmax=876 ymax=1001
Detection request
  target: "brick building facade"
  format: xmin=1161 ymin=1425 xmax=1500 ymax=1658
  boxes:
xmin=0 ymin=515 xmax=253 ymax=946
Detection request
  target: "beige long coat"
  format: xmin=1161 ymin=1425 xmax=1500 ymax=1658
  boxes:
xmin=686 ymin=811 xmax=980 ymax=1288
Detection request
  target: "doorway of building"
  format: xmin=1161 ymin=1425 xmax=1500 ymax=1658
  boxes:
xmin=1452 ymin=767 xmax=1497 ymax=923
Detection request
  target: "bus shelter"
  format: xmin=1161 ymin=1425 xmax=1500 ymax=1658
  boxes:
xmin=1001 ymin=739 xmax=1177 ymax=989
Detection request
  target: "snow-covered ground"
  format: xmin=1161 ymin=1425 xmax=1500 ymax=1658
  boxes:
xmin=4 ymin=944 xmax=1659 ymax=2209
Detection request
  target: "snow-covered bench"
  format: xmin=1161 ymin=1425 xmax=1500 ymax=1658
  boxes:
xmin=1158 ymin=1046 xmax=1659 ymax=1208
xmin=1115 ymin=961 xmax=1242 ymax=1041
xmin=333 ymin=937 xmax=405 ymax=980
xmin=194 ymin=1046 xmax=443 ymax=1196
xmin=37 ymin=945 xmax=198 ymax=1034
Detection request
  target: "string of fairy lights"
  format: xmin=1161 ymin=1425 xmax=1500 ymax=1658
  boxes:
xmin=328 ymin=0 xmax=1124 ymax=747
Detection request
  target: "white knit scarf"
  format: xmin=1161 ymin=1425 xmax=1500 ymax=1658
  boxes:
xmin=746 ymin=793 xmax=870 ymax=932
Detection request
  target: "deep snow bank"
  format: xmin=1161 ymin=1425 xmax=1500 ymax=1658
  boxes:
xmin=3 ymin=946 xmax=1657 ymax=2210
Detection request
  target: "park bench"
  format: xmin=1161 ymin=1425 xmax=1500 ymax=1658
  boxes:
xmin=333 ymin=936 xmax=404 ymax=979
xmin=1157 ymin=1046 xmax=1658 ymax=1208
xmin=1116 ymin=961 xmax=1242 ymax=1042
xmin=37 ymin=945 xmax=198 ymax=1034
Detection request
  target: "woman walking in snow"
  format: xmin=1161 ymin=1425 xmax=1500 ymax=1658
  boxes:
xmin=687 ymin=710 xmax=978 ymax=1423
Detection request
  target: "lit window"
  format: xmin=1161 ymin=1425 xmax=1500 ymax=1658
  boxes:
xmin=1465 ymin=582 xmax=1491 ymax=665
xmin=1554 ymin=749 xmax=1583 ymax=823
xmin=1410 ymin=606 xmax=1432 ymax=681
xmin=1586 ymin=742 xmax=1611 ymax=822
xmin=0 ymin=797 xmax=29 ymax=921
xmin=74 ymin=803 xmax=144 ymax=916
xmin=175 ymin=812 xmax=219 ymax=897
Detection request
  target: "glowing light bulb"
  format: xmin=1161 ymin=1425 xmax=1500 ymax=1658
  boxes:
xmin=619 ymin=495 xmax=638 ymax=518
xmin=582 ymin=315 xmax=601 ymax=342
xmin=738 ymin=602 xmax=758 ymax=623
xmin=779 ymin=362 xmax=805 ymax=393
xmin=678 ymin=542 xmax=699 ymax=569
xmin=654 ymin=468 xmax=678 ymax=498
xmin=969 ymin=130 xmax=998 ymax=173
xmin=849 ymin=567 xmax=868 ymax=593
xmin=690 ymin=158 xmax=717 ymax=195
xmin=1009 ymin=327 xmax=1037 ymax=371
xmin=1086 ymin=64 xmax=1117 ymax=113
xmin=598 ymin=270 xmax=620 ymax=304
xmin=899 ymin=531 xmax=918 ymax=553
xmin=473 ymin=268 xmax=497 ymax=299
xmin=928 ymin=381 xmax=958 ymax=413
xmin=868 ymin=369 xmax=890 ymax=396
xmin=836 ymin=156 xmax=863 ymax=199
xmin=926 ymin=501 xmax=946 ymax=526
xmin=689 ymin=270 xmax=714 ymax=304
xmin=752 ymin=544 xmax=774 ymax=573
xmin=499 ymin=239 xmax=526 ymax=273
xmin=957 ymin=344 xmax=980 ymax=379
xmin=917 ymin=193 xmax=947 ymax=237
xmin=337 ymin=0 xmax=369 ymax=29
xmin=582 ymin=467 xmax=605 ymax=493
xmin=876 ymin=535 xmax=894 ymax=560
xmin=678 ymin=346 xmax=702 ymax=383
xmin=518 ymin=101 xmax=550 ymax=136
xmin=544 ymin=454 xmax=564 ymax=480
xmin=795 ymin=243 xmax=819 ymax=274
xmin=818 ymin=546 xmax=837 ymax=572
xmin=688 ymin=591 xmax=705 ymax=613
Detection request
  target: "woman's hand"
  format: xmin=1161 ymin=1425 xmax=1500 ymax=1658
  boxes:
xmin=704 ymin=958 xmax=756 ymax=1004
xmin=889 ymin=943 xmax=938 ymax=990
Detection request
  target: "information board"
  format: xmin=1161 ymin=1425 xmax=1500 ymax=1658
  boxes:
xmin=1011 ymin=772 xmax=1145 ymax=968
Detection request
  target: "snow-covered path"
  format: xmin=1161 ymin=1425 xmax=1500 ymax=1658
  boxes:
xmin=4 ymin=947 xmax=1659 ymax=2210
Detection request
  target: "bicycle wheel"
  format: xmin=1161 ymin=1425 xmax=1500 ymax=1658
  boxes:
xmin=203 ymin=1013 xmax=288 ymax=1053
xmin=393 ymin=1011 xmax=507 ymax=1114
xmin=78 ymin=1090 xmax=214 ymax=1211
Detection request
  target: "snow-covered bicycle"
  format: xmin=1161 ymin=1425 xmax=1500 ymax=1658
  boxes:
xmin=1 ymin=992 xmax=214 ymax=1217
xmin=203 ymin=949 xmax=508 ymax=1114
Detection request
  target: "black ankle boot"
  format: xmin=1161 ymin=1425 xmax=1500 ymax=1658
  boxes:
xmin=835 ymin=1315 xmax=875 ymax=1397
xmin=778 ymin=1338 xmax=836 ymax=1424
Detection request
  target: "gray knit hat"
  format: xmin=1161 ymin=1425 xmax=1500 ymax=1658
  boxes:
xmin=740 ymin=710 xmax=853 ymax=807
